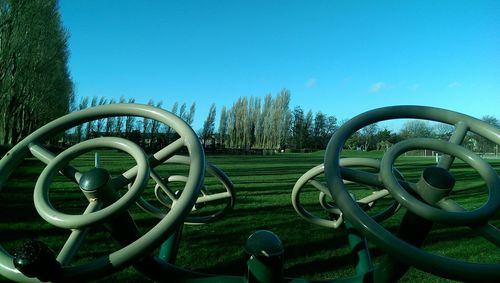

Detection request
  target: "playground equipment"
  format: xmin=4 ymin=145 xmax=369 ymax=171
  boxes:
xmin=292 ymin=158 xmax=401 ymax=229
xmin=136 ymin=154 xmax=235 ymax=224
xmin=0 ymin=104 xmax=498 ymax=282
xmin=324 ymin=105 xmax=500 ymax=282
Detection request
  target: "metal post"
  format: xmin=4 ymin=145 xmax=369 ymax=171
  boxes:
xmin=244 ymin=230 xmax=284 ymax=283
xmin=95 ymin=151 xmax=101 ymax=168
xmin=345 ymin=221 xmax=373 ymax=275
xmin=159 ymin=225 xmax=184 ymax=264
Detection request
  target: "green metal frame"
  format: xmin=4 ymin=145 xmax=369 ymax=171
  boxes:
xmin=291 ymin=158 xmax=400 ymax=228
xmin=324 ymin=105 xmax=500 ymax=282
xmin=136 ymin=155 xmax=236 ymax=224
xmin=0 ymin=104 xmax=205 ymax=282
xmin=1 ymin=104 xmax=498 ymax=282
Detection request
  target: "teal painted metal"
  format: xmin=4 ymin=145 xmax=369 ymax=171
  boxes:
xmin=159 ymin=225 xmax=184 ymax=264
xmin=245 ymin=230 xmax=284 ymax=283
xmin=344 ymin=222 xmax=373 ymax=276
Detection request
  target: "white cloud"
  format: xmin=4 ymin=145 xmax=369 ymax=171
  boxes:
xmin=448 ymin=81 xmax=462 ymax=88
xmin=305 ymin=78 xmax=317 ymax=88
xmin=369 ymin=82 xmax=385 ymax=92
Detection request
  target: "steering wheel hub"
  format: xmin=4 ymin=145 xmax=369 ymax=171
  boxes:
xmin=79 ymin=168 xmax=111 ymax=193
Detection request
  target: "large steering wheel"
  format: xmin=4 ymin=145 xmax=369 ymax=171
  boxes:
xmin=324 ymin=105 xmax=500 ymax=282
xmin=136 ymin=155 xmax=236 ymax=224
xmin=0 ymin=104 xmax=205 ymax=282
xmin=292 ymin=158 xmax=400 ymax=228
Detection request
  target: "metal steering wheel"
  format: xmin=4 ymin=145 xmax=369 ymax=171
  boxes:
xmin=136 ymin=155 xmax=236 ymax=224
xmin=292 ymin=158 xmax=400 ymax=228
xmin=324 ymin=105 xmax=500 ymax=282
xmin=0 ymin=104 xmax=205 ymax=282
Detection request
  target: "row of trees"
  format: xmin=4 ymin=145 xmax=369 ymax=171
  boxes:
xmin=69 ymin=92 xmax=499 ymax=154
xmin=198 ymin=95 xmax=499 ymax=153
xmin=198 ymin=89 xmax=338 ymax=151
xmin=0 ymin=0 xmax=73 ymax=144
xmin=69 ymin=96 xmax=196 ymax=151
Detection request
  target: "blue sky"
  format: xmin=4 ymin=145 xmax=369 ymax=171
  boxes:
xmin=59 ymin=1 xmax=499 ymax=131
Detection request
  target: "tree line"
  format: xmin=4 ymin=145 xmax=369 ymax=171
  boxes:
xmin=0 ymin=0 xmax=73 ymax=144
xmin=198 ymin=97 xmax=499 ymax=154
xmin=68 ymin=96 xmax=196 ymax=152
xmin=8 ymin=86 xmax=500 ymax=155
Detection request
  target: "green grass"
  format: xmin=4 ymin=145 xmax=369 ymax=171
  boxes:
xmin=0 ymin=150 xmax=499 ymax=282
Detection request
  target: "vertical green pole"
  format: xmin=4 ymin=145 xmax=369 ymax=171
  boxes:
xmin=244 ymin=230 xmax=284 ymax=283
xmin=159 ymin=224 xmax=184 ymax=264
xmin=345 ymin=221 xmax=373 ymax=276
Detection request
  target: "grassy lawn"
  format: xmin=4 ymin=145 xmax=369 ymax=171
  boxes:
xmin=0 ymin=150 xmax=498 ymax=282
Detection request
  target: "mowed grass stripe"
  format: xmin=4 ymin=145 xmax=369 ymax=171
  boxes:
xmin=0 ymin=150 xmax=498 ymax=282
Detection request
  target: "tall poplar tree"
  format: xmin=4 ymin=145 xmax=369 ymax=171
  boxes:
xmin=0 ymin=0 xmax=73 ymax=144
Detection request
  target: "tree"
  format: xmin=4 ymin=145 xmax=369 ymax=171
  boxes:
xmin=260 ymin=94 xmax=273 ymax=148
xmin=85 ymin=96 xmax=98 ymax=139
xmin=164 ymin=101 xmax=179 ymax=144
xmin=105 ymin=99 xmax=116 ymax=136
xmin=187 ymin=102 xmax=196 ymax=126
xmin=0 ymin=0 xmax=73 ymax=144
xmin=218 ymin=106 xmax=227 ymax=148
xmin=271 ymin=89 xmax=291 ymax=149
xmin=313 ymin=111 xmax=326 ymax=149
xmin=142 ymin=99 xmax=154 ymax=146
xmin=434 ymin=122 xmax=454 ymax=140
xmin=76 ymin=97 xmax=89 ymax=142
xmin=200 ymin=103 xmax=216 ymax=148
xmin=360 ymin=123 xmax=379 ymax=151
xmin=474 ymin=115 xmax=499 ymax=153
xmin=399 ymin=120 xmax=434 ymax=139
xmin=376 ymin=128 xmax=392 ymax=151
xmin=150 ymin=100 xmax=163 ymax=148
xmin=114 ymin=96 xmax=126 ymax=138
xmin=303 ymin=110 xmax=313 ymax=148
xmin=291 ymin=106 xmax=305 ymax=149
xmin=95 ymin=96 xmax=108 ymax=135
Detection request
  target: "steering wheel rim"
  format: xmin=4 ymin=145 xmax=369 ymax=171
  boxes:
xmin=324 ymin=105 xmax=500 ymax=281
xmin=136 ymin=155 xmax=236 ymax=224
xmin=34 ymin=137 xmax=150 ymax=229
xmin=0 ymin=104 xmax=205 ymax=282
xmin=380 ymin=138 xmax=500 ymax=225
xmin=292 ymin=158 xmax=399 ymax=228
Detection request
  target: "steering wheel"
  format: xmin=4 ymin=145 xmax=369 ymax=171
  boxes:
xmin=136 ymin=155 xmax=235 ymax=224
xmin=292 ymin=158 xmax=400 ymax=228
xmin=0 ymin=104 xmax=205 ymax=282
xmin=324 ymin=105 xmax=500 ymax=282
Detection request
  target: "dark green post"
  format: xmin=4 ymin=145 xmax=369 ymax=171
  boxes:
xmin=159 ymin=225 xmax=184 ymax=264
xmin=345 ymin=221 xmax=373 ymax=275
xmin=244 ymin=230 xmax=284 ymax=283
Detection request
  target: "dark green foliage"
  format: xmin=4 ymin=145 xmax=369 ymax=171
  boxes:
xmin=0 ymin=0 xmax=73 ymax=144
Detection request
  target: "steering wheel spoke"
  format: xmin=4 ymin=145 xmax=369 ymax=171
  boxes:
xmin=438 ymin=121 xmax=470 ymax=170
xmin=292 ymin=158 xmax=400 ymax=229
xmin=29 ymin=142 xmax=83 ymax=183
xmin=438 ymin=198 xmax=500 ymax=246
xmin=137 ymin=155 xmax=235 ymax=224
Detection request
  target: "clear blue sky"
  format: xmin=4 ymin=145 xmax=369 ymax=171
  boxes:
xmin=59 ymin=0 xmax=500 ymax=131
